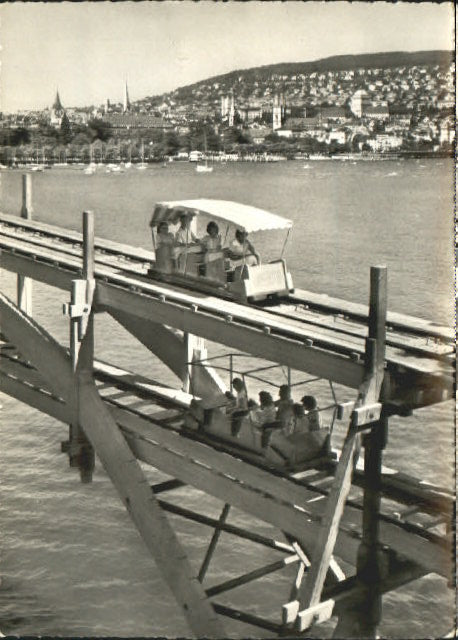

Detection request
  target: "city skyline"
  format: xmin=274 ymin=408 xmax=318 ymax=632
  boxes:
xmin=1 ymin=1 xmax=454 ymax=113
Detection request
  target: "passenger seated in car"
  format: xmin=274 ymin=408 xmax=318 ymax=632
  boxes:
xmin=174 ymin=213 xmax=199 ymax=273
xmin=156 ymin=221 xmax=175 ymax=246
xmin=229 ymin=377 xmax=249 ymax=436
xmin=200 ymin=221 xmax=222 ymax=251
xmin=301 ymin=395 xmax=322 ymax=432
xmin=174 ymin=213 xmax=198 ymax=246
xmin=232 ymin=377 xmax=248 ymax=410
xmin=291 ymin=403 xmax=309 ymax=434
xmin=226 ymin=229 xmax=261 ymax=267
xmin=250 ymin=391 xmax=281 ymax=447
xmin=275 ymin=384 xmax=295 ymax=434
xmin=154 ymin=221 xmax=176 ymax=273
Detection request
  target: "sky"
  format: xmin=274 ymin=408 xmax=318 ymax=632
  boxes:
xmin=0 ymin=1 xmax=454 ymax=113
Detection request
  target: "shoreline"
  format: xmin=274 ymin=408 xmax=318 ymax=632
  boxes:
xmin=2 ymin=151 xmax=452 ymax=170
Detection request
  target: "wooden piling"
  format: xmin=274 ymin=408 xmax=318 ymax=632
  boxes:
xmin=17 ymin=174 xmax=33 ymax=315
xmin=68 ymin=211 xmax=95 ymax=482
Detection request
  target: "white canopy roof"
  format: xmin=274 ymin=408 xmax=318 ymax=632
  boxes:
xmin=152 ymin=199 xmax=292 ymax=233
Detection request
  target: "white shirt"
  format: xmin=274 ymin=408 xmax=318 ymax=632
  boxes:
xmin=175 ymin=227 xmax=197 ymax=245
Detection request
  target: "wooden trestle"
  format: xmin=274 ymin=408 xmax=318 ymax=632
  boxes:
xmin=0 ymin=177 xmax=454 ymax=638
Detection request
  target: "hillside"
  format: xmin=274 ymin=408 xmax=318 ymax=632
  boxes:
xmin=166 ymin=49 xmax=453 ymax=100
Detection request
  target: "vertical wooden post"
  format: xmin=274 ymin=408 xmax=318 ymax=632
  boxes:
xmin=182 ymin=333 xmax=207 ymax=395
xmin=333 ymin=266 xmax=388 ymax=638
xmin=297 ymin=267 xmax=387 ymax=635
xmin=17 ymin=174 xmax=33 ymax=315
xmin=68 ymin=211 xmax=95 ymax=482
xmin=355 ymin=267 xmax=388 ymax=638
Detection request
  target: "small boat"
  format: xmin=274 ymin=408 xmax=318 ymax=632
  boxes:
xmin=83 ymin=145 xmax=96 ymax=174
xmin=196 ymin=164 xmax=213 ymax=173
xmin=196 ymin=132 xmax=213 ymax=173
xmin=137 ymin=141 xmax=147 ymax=170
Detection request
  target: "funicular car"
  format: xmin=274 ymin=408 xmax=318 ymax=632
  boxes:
xmin=182 ymin=355 xmax=333 ymax=471
xmin=148 ymin=199 xmax=294 ymax=302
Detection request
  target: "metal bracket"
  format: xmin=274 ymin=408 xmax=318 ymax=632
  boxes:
xmin=63 ymin=278 xmax=95 ymax=341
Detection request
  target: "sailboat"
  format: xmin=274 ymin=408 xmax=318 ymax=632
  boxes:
xmin=124 ymin=146 xmax=132 ymax=169
xmin=83 ymin=145 xmax=96 ymax=175
xmin=31 ymin=147 xmax=45 ymax=171
xmin=196 ymin=132 xmax=213 ymax=173
xmin=137 ymin=141 xmax=147 ymax=170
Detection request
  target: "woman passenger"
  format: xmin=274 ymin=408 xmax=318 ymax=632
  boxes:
xmin=301 ymin=395 xmax=322 ymax=432
xmin=156 ymin=221 xmax=174 ymax=246
xmin=275 ymin=384 xmax=294 ymax=430
xmin=201 ymin=221 xmax=222 ymax=251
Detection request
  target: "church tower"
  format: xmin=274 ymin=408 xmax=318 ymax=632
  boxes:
xmin=272 ymin=94 xmax=282 ymax=131
xmin=228 ymin=93 xmax=235 ymax=127
xmin=123 ymin=81 xmax=130 ymax=113
xmin=50 ymin=89 xmax=65 ymax=126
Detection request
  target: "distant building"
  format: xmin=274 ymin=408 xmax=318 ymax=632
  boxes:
xmin=349 ymin=90 xmax=370 ymax=118
xmin=327 ymin=129 xmax=347 ymax=145
xmin=221 ymin=95 xmax=229 ymax=118
xmin=50 ymin=90 xmax=65 ymax=126
xmin=320 ymin=106 xmax=347 ymax=123
xmin=367 ymin=134 xmax=402 ymax=152
xmin=439 ymin=120 xmax=455 ymax=145
xmin=272 ymin=94 xmax=283 ymax=131
xmin=104 ymin=113 xmax=171 ymax=131
xmin=248 ymin=126 xmax=271 ymax=144
xmin=239 ymin=104 xmax=263 ymax=123
xmin=364 ymin=104 xmax=389 ymax=121
xmin=228 ymin=94 xmax=235 ymax=127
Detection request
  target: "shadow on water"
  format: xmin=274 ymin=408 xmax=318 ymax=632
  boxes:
xmin=0 ymin=578 xmax=55 ymax=635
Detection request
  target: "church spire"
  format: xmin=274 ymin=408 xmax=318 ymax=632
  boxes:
xmin=53 ymin=89 xmax=63 ymax=111
xmin=123 ymin=81 xmax=130 ymax=113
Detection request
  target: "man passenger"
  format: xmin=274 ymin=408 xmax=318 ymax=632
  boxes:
xmin=226 ymin=229 xmax=261 ymax=267
xmin=175 ymin=213 xmax=198 ymax=246
xmin=174 ymin=213 xmax=198 ymax=272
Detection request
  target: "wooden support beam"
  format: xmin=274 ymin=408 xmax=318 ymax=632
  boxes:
xmin=294 ymin=267 xmax=388 ymax=628
xmin=17 ymin=174 xmax=33 ymax=316
xmin=212 ymin=602 xmax=282 ymax=633
xmin=77 ymin=382 xmax=224 ymax=637
xmin=157 ymin=500 xmax=294 ymax=553
xmin=198 ymin=503 xmax=231 ymax=582
xmin=96 ymin=282 xmax=365 ymax=388
xmin=0 ymin=293 xmax=74 ymax=400
xmin=65 ymin=211 xmax=96 ymax=482
xmin=109 ymin=308 xmax=225 ymax=400
xmin=0 ymin=371 xmax=68 ymax=424
xmin=206 ymin=553 xmax=300 ymax=598
xmin=0 ymin=293 xmax=224 ymax=638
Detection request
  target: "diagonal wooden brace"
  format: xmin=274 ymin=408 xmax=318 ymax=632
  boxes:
xmin=290 ymin=267 xmax=388 ymax=630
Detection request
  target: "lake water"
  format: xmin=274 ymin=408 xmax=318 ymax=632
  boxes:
xmin=0 ymin=160 xmax=455 ymax=637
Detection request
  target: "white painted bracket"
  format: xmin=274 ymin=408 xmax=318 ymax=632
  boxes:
xmin=63 ymin=278 xmax=95 ymax=341
xmin=351 ymin=402 xmax=382 ymax=426
xmin=282 ymin=599 xmax=299 ymax=625
xmin=337 ymin=400 xmax=355 ymax=420
xmin=296 ymin=598 xmax=335 ymax=632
